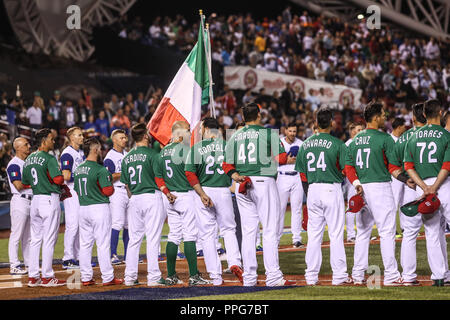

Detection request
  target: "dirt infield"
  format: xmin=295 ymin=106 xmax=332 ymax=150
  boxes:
xmin=0 ymin=235 xmax=438 ymax=300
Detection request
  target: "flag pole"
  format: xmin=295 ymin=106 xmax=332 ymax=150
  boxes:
xmin=199 ymin=10 xmax=215 ymax=118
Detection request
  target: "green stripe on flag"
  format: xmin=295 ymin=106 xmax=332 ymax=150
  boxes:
xmin=185 ymin=21 xmax=210 ymax=106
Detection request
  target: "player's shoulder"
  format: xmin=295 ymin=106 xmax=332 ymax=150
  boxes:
xmin=328 ymin=134 xmax=345 ymax=146
xmin=6 ymin=156 xmax=22 ymax=168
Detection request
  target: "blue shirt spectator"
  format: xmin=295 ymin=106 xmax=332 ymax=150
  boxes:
xmin=95 ymin=110 xmax=110 ymax=137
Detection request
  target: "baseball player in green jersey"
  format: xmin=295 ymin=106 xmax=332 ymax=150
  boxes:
xmin=155 ymin=121 xmax=211 ymax=286
xmin=403 ymin=99 xmax=450 ymax=286
xmin=74 ymin=138 xmax=123 ymax=286
xmin=121 ymin=123 xmax=166 ymax=286
xmin=22 ymin=128 xmax=67 ymax=287
xmin=222 ymin=103 xmax=295 ymax=287
xmin=392 ymin=103 xmax=427 ymax=286
xmin=345 ymin=101 xmax=411 ymax=286
xmin=185 ymin=117 xmax=243 ymax=286
xmin=295 ymin=107 xmax=351 ymax=286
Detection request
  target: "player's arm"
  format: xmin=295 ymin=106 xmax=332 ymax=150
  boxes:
xmin=271 ymin=131 xmax=289 ymax=165
xmin=8 ymin=165 xmax=29 ymax=191
xmin=21 ymin=166 xmax=31 ymax=188
xmin=104 ymin=159 xmax=120 ymax=182
xmin=222 ymin=135 xmax=246 ymax=183
xmin=184 ymin=148 xmax=212 ymax=207
xmin=343 ymin=144 xmax=363 ymax=196
xmin=98 ymin=169 xmax=114 ymax=196
xmin=428 ymin=147 xmax=450 ymax=195
xmin=403 ymin=140 xmax=428 ymax=193
xmin=47 ymin=156 xmax=64 ymax=185
xmin=294 ymin=147 xmax=309 ymax=196
xmin=60 ymin=153 xmax=74 ymax=182
xmin=386 ymin=137 xmax=415 ymax=188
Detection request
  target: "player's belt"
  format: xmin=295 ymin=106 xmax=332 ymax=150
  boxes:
xmin=115 ymin=185 xmax=126 ymax=189
xmin=279 ymin=172 xmax=297 ymax=176
xmin=20 ymin=194 xmax=33 ymax=200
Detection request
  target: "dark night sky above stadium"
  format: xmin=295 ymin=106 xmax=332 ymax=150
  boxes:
xmin=127 ymin=0 xmax=299 ymax=23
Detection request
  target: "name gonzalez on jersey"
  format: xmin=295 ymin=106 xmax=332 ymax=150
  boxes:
xmin=198 ymin=143 xmax=224 ymax=155
xmin=24 ymin=155 xmax=46 ymax=166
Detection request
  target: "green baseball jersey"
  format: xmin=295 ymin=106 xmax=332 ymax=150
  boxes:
xmin=403 ymin=124 xmax=450 ymax=180
xmin=159 ymin=142 xmax=192 ymax=192
xmin=224 ymin=124 xmax=285 ymax=178
xmin=185 ymin=138 xmax=231 ymax=188
xmin=392 ymin=126 xmax=422 ymax=167
xmin=120 ymin=146 xmax=161 ymax=195
xmin=294 ymin=132 xmax=346 ymax=184
xmin=345 ymin=129 xmax=397 ymax=184
xmin=74 ymin=160 xmax=113 ymax=206
xmin=22 ymin=151 xmax=62 ymax=195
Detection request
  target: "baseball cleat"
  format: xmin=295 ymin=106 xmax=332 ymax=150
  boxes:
xmin=272 ymin=279 xmax=296 ymax=286
xmin=230 ymin=265 xmax=243 ymax=284
xmin=158 ymin=254 xmax=166 ymax=261
xmin=125 ymin=279 xmax=140 ymax=286
xmin=333 ymin=277 xmax=353 ymax=286
xmin=177 ymin=252 xmax=186 ymax=260
xmin=27 ymin=277 xmax=42 ymax=287
xmin=196 ymin=250 xmax=204 ymax=257
xmin=433 ymin=279 xmax=445 ymax=287
xmin=370 ymin=236 xmax=378 ymax=241
xmin=223 ymin=267 xmax=232 ymax=274
xmin=103 ymin=278 xmax=124 ymax=286
xmin=256 ymin=245 xmax=263 ymax=252
xmin=40 ymin=277 xmax=66 ymax=287
xmin=306 ymin=281 xmax=319 ymax=286
xmin=212 ymin=278 xmax=224 ymax=286
xmin=10 ymin=266 xmax=28 ymax=275
xmin=395 ymin=232 xmax=403 ymax=239
xmin=189 ymin=273 xmax=212 ymax=286
xmin=217 ymin=248 xmax=227 ymax=261
xmin=293 ymin=241 xmax=305 ymax=248
xmin=403 ymin=280 xmax=421 ymax=286
xmin=352 ymin=278 xmax=367 ymax=286
xmin=148 ymin=278 xmax=166 ymax=286
xmin=82 ymin=279 xmax=96 ymax=286
xmin=384 ymin=278 xmax=404 ymax=287
xmin=347 ymin=238 xmax=356 ymax=243
xmin=62 ymin=259 xmax=79 ymax=269
xmin=165 ymin=274 xmax=183 ymax=286
xmin=111 ymin=254 xmax=122 ymax=265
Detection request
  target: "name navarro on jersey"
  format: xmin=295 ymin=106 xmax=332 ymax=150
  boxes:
xmin=24 ymin=155 xmax=46 ymax=166
xmin=414 ymin=129 xmax=443 ymax=139
xmin=74 ymin=166 xmax=91 ymax=176
xmin=198 ymin=143 xmax=224 ymax=155
xmin=123 ymin=153 xmax=147 ymax=165
xmin=235 ymin=130 xmax=259 ymax=141
xmin=302 ymin=138 xmax=333 ymax=150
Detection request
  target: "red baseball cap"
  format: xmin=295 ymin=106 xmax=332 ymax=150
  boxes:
xmin=347 ymin=195 xmax=365 ymax=213
xmin=418 ymin=194 xmax=441 ymax=215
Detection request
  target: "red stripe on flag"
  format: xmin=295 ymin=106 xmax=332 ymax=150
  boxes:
xmin=147 ymin=97 xmax=188 ymax=146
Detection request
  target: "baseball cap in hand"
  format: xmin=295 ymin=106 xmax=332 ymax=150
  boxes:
xmin=238 ymin=177 xmax=252 ymax=195
xmin=347 ymin=195 xmax=365 ymax=213
xmin=288 ymin=146 xmax=299 ymax=157
xmin=400 ymin=199 xmax=422 ymax=217
xmin=418 ymin=194 xmax=441 ymax=215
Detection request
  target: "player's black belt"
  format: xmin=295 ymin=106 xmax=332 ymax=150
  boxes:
xmin=279 ymin=172 xmax=297 ymax=176
xmin=20 ymin=194 xmax=33 ymax=200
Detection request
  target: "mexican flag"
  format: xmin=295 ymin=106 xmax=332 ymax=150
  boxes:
xmin=147 ymin=17 xmax=210 ymax=146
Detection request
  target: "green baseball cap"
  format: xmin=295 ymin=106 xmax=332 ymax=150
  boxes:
xmin=400 ymin=199 xmax=422 ymax=217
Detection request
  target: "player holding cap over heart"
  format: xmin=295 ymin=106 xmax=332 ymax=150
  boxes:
xmin=403 ymin=99 xmax=450 ymax=287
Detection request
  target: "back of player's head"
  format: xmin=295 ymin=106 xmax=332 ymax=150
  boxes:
xmin=235 ymin=122 xmax=246 ymax=130
xmin=66 ymin=127 xmax=82 ymax=139
xmin=171 ymin=121 xmax=189 ymax=132
xmin=423 ymin=99 xmax=441 ymax=119
xmin=35 ymin=128 xmax=52 ymax=148
xmin=111 ymin=129 xmax=126 ymax=139
xmin=316 ymin=107 xmax=332 ymax=129
xmin=202 ymin=117 xmax=219 ymax=130
xmin=82 ymin=137 xmax=101 ymax=156
xmin=392 ymin=117 xmax=405 ymax=129
xmin=242 ymin=103 xmax=260 ymax=122
xmin=442 ymin=110 xmax=450 ymax=127
xmin=131 ymin=123 xmax=148 ymax=143
xmin=412 ymin=103 xmax=426 ymax=124
xmin=364 ymin=101 xmax=383 ymax=123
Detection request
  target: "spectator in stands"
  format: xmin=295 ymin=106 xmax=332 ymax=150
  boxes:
xmin=281 ymin=82 xmax=295 ymax=113
xmin=43 ymin=113 xmax=59 ymax=132
xmin=53 ymin=90 xmax=63 ymax=108
xmin=47 ymin=98 xmax=60 ymax=121
xmin=111 ymin=108 xmax=131 ymax=129
xmin=344 ymin=71 xmax=360 ymax=88
xmin=305 ymin=89 xmax=320 ymax=112
xmin=134 ymin=92 xmax=146 ymax=117
xmin=425 ymin=38 xmax=440 ymax=60
xmin=61 ymin=100 xmax=78 ymax=127
xmin=84 ymin=114 xmax=96 ymax=131
xmin=110 ymin=94 xmax=122 ymax=112
xmin=81 ymin=88 xmax=93 ymax=109
xmin=95 ymin=110 xmax=110 ymax=138
xmin=26 ymin=97 xmax=43 ymax=130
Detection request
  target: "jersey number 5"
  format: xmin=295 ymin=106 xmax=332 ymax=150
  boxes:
xmin=306 ymin=152 xmax=327 ymax=172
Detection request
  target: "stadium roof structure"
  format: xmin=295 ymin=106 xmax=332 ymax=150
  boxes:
xmin=290 ymin=0 xmax=450 ymax=42
xmin=2 ymin=0 xmax=136 ymax=62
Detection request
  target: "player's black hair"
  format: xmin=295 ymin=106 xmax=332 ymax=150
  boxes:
xmin=82 ymin=137 xmax=101 ymax=156
xmin=412 ymin=103 xmax=426 ymax=124
xmin=364 ymin=101 xmax=383 ymax=123
xmin=423 ymin=99 xmax=441 ymax=119
xmin=235 ymin=122 xmax=246 ymax=129
xmin=131 ymin=123 xmax=148 ymax=143
xmin=392 ymin=117 xmax=405 ymax=129
xmin=202 ymin=117 xmax=219 ymax=129
xmin=442 ymin=110 xmax=450 ymax=127
xmin=286 ymin=122 xmax=297 ymax=129
xmin=242 ymin=103 xmax=260 ymax=122
xmin=316 ymin=107 xmax=333 ymax=129
xmin=34 ymin=128 xmax=52 ymax=148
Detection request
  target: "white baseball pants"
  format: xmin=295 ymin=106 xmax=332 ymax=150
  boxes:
xmin=392 ymin=177 xmax=405 ymax=230
xmin=236 ymin=176 xmax=284 ymax=287
xmin=345 ymin=179 xmax=357 ymax=240
xmin=352 ymin=182 xmax=401 ymax=285
xmin=167 ymin=191 xmax=198 ymax=245
xmin=193 ymin=187 xmax=242 ymax=283
xmin=400 ymin=184 xmax=423 ymax=282
xmin=79 ymin=203 xmax=114 ymax=283
xmin=62 ymin=186 xmax=80 ymax=261
xmin=8 ymin=195 xmax=31 ymax=268
xmin=437 ymin=178 xmax=450 ymax=281
xmin=109 ymin=187 xmax=129 ymax=230
xmin=305 ymin=183 xmax=348 ymax=285
xmin=28 ymin=193 xmax=61 ymax=279
xmin=276 ymin=174 xmax=304 ymax=244
xmin=125 ymin=192 xmax=165 ymax=284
